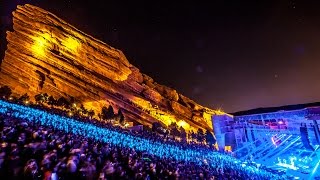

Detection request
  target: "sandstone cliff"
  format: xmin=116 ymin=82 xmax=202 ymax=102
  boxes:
xmin=0 ymin=4 xmax=227 ymax=131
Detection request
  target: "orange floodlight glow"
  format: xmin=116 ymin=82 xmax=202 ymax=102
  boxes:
xmin=131 ymin=97 xmax=193 ymax=130
xmin=62 ymin=36 xmax=80 ymax=53
xmin=177 ymin=120 xmax=190 ymax=129
xmin=32 ymin=33 xmax=52 ymax=57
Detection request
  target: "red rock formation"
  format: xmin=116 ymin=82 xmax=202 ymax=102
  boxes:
xmin=0 ymin=4 xmax=228 ymax=131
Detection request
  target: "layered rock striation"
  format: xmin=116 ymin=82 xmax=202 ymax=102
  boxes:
xmin=0 ymin=4 xmax=227 ymax=131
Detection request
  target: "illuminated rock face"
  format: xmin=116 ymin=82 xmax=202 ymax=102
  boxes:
xmin=0 ymin=4 xmax=227 ymax=131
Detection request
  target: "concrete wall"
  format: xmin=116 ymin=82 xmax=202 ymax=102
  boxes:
xmin=212 ymin=114 xmax=234 ymax=151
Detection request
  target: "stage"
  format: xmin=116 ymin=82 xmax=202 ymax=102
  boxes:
xmin=214 ymin=105 xmax=320 ymax=179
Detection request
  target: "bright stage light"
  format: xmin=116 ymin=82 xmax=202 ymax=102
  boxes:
xmin=312 ymin=160 xmax=320 ymax=175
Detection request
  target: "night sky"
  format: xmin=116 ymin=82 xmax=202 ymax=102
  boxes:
xmin=2 ymin=0 xmax=320 ymax=113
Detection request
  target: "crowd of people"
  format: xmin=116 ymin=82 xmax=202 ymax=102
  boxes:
xmin=29 ymin=101 xmax=213 ymax=152
xmin=0 ymin=100 xmax=288 ymax=179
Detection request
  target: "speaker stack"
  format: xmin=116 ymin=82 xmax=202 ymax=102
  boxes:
xmin=225 ymin=131 xmax=236 ymax=150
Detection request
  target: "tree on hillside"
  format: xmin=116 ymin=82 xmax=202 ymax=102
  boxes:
xmin=179 ymin=126 xmax=187 ymax=141
xmin=107 ymin=105 xmax=115 ymax=119
xmin=47 ymin=95 xmax=56 ymax=107
xmin=79 ymin=104 xmax=88 ymax=115
xmin=34 ymin=93 xmax=49 ymax=104
xmin=102 ymin=105 xmax=115 ymax=120
xmin=101 ymin=106 xmax=109 ymax=120
xmin=117 ymin=108 xmax=125 ymax=125
xmin=56 ymin=97 xmax=70 ymax=109
xmin=152 ymin=122 xmax=162 ymax=132
xmin=42 ymin=93 xmax=49 ymax=103
xmin=69 ymin=96 xmax=76 ymax=105
xmin=35 ymin=93 xmax=45 ymax=104
xmin=69 ymin=97 xmax=83 ymax=110
xmin=169 ymin=122 xmax=180 ymax=138
xmin=152 ymin=122 xmax=167 ymax=135
xmin=101 ymin=106 xmax=108 ymax=120
xmin=88 ymin=110 xmax=95 ymax=119
xmin=197 ymin=128 xmax=205 ymax=143
xmin=168 ymin=122 xmax=177 ymax=130
xmin=191 ymin=131 xmax=197 ymax=141
xmin=18 ymin=93 xmax=30 ymax=103
xmin=0 ymin=86 xmax=12 ymax=99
